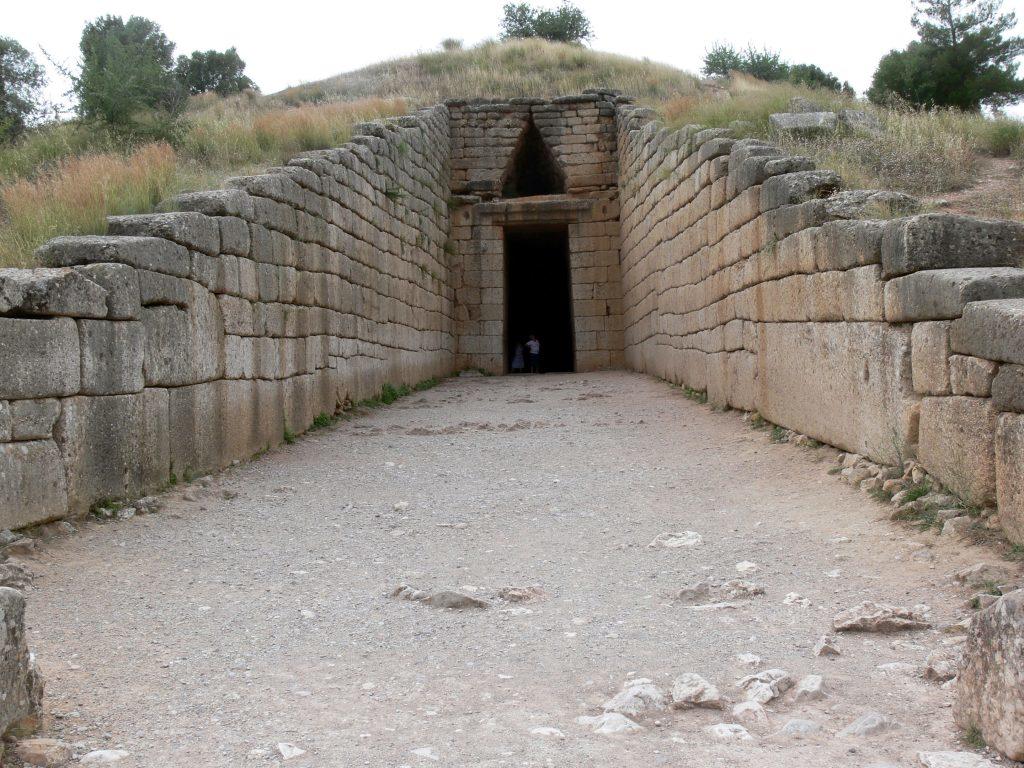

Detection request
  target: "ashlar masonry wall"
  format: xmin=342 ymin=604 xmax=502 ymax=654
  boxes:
xmin=0 ymin=105 xmax=455 ymax=529
xmin=447 ymin=94 xmax=623 ymax=373
xmin=616 ymin=104 xmax=1024 ymax=543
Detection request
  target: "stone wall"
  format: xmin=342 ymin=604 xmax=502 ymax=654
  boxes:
xmin=616 ymin=105 xmax=1024 ymax=543
xmin=0 ymin=105 xmax=455 ymax=529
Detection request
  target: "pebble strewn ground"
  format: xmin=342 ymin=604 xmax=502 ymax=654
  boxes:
xmin=20 ymin=372 xmax=1014 ymax=767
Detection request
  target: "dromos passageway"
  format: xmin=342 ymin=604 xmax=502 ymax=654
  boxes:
xmin=24 ymin=372 xmax=999 ymax=767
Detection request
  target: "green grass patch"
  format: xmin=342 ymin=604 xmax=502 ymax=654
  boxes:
xmin=903 ymin=482 xmax=932 ymax=502
xmin=769 ymin=425 xmax=788 ymax=444
xmin=283 ymin=428 xmax=296 ymax=445
xmin=962 ymin=725 xmax=986 ymax=750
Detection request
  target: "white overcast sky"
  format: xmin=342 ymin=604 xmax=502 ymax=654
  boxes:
xmin=6 ymin=0 xmax=1024 ymax=112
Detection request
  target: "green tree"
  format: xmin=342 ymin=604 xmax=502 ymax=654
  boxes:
xmin=0 ymin=37 xmax=46 ymax=138
xmin=702 ymin=43 xmax=744 ymax=77
xmin=175 ymin=47 xmax=256 ymax=96
xmin=789 ymin=63 xmax=855 ymax=95
xmin=868 ymin=0 xmax=1024 ymax=110
xmin=500 ymin=2 xmax=593 ymax=44
xmin=741 ymin=46 xmax=790 ymax=81
xmin=74 ymin=15 xmax=185 ymax=131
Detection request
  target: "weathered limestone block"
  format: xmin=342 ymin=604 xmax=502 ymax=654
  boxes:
xmin=0 ymin=318 xmax=80 ymax=400
xmin=168 ymin=382 xmax=222 ymax=477
xmin=884 ymin=268 xmax=1024 ymax=322
xmin=0 ymin=588 xmax=43 ymax=737
xmin=756 ymin=322 xmax=916 ymax=464
xmin=760 ymin=171 xmax=841 ymax=211
xmin=825 ymin=189 xmax=919 ymax=220
xmin=55 ymin=392 xmax=169 ymax=513
xmin=814 ymin=220 xmax=885 ymax=271
xmin=769 ymin=112 xmax=838 ymax=136
xmin=949 ymin=355 xmax=997 ymax=397
xmin=10 ymin=399 xmax=60 ymax=440
xmin=169 ymin=188 xmax=255 ymax=219
xmin=107 ymin=212 xmax=220 ymax=256
xmin=78 ymin=320 xmax=146 ymax=395
xmin=954 ymin=589 xmax=1024 ymax=759
xmin=919 ymin=396 xmax=997 ymax=505
xmin=0 ymin=268 xmax=108 ymax=318
xmin=996 ymin=414 xmax=1024 ymax=544
xmin=951 ymin=299 xmax=1024 ymax=365
xmin=912 ymin=321 xmax=951 ymax=396
xmin=0 ymin=402 xmax=9 ymax=441
xmin=37 ymin=235 xmax=190 ymax=278
xmin=992 ymin=365 xmax=1024 ymax=413
xmin=141 ymin=282 xmax=224 ymax=387
xmin=138 ymin=270 xmax=191 ymax=307
xmin=0 ymin=440 xmax=68 ymax=529
xmin=882 ymin=215 xmax=1024 ymax=278
xmin=73 ymin=263 xmax=140 ymax=319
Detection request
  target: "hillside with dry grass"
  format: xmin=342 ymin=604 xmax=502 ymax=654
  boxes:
xmin=0 ymin=38 xmax=1022 ymax=267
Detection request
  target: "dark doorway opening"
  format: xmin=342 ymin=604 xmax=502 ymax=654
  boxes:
xmin=502 ymin=120 xmax=566 ymax=198
xmin=505 ymin=226 xmax=575 ymax=374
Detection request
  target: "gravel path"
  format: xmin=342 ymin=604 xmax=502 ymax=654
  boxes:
xmin=22 ymin=371 xmax=1004 ymax=767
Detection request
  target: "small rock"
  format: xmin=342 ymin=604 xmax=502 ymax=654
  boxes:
xmin=731 ymin=700 xmax=768 ymax=725
xmin=498 ymin=585 xmax=546 ymax=603
xmin=878 ymin=662 xmax=920 ymax=676
xmin=2 ymin=538 xmax=35 ymax=557
xmin=424 ymin=590 xmax=490 ymax=610
xmin=833 ymin=601 xmax=930 ymax=632
xmin=783 ymin=592 xmax=810 ymax=606
xmin=135 ymin=496 xmax=161 ymax=514
xmin=738 ymin=669 xmax=792 ymax=704
xmin=968 ymin=593 xmax=999 ymax=610
xmin=222 ymin=489 xmax=239 ymax=500
xmin=13 ymin=738 xmax=73 ymax=767
xmin=276 ymin=743 xmax=306 ymax=760
xmin=777 ymin=719 xmax=821 ymax=739
xmin=79 ymin=751 xmax=130 ymax=765
xmin=529 ymin=726 xmax=565 ymax=738
xmin=735 ymin=561 xmax=759 ymax=574
xmin=410 ymin=746 xmax=439 ymax=760
xmin=675 ymin=581 xmax=712 ymax=604
xmin=671 ymin=673 xmax=724 ymax=709
xmin=704 ymin=723 xmax=752 ymax=740
xmin=924 ymin=649 xmax=959 ymax=682
xmin=842 ymin=453 xmax=862 ymax=468
xmin=391 ymin=584 xmax=430 ymax=602
xmin=942 ymin=516 xmax=974 ymax=537
xmin=838 ymin=711 xmax=899 ymax=737
xmin=720 ymin=579 xmax=764 ymax=599
xmin=578 ymin=712 xmax=643 ymax=735
xmin=793 ymin=674 xmax=826 ymax=702
xmin=114 ymin=507 xmax=135 ymax=520
xmin=952 ymin=563 xmax=1011 ymax=588
xmin=649 ymin=531 xmax=703 ymax=548
xmin=603 ymin=678 xmax=668 ymax=718
xmin=0 ymin=560 xmax=34 ymax=590
xmin=917 ymin=753 xmax=997 ymax=768
xmin=814 ymin=634 xmax=840 ymax=657
xmin=736 ymin=653 xmax=762 ymax=668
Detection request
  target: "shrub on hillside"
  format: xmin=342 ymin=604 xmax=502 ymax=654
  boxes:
xmin=702 ymin=43 xmax=853 ymax=94
xmin=175 ymin=47 xmax=256 ymax=96
xmin=500 ymin=2 xmax=593 ymax=44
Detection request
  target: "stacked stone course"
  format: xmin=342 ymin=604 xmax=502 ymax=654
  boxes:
xmin=0 ymin=105 xmax=455 ymax=527
xmin=616 ymin=103 xmax=1024 ymax=543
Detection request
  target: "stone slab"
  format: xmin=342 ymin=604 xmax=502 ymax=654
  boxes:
xmin=884 ymin=268 xmax=1024 ymax=322
xmin=78 ymin=320 xmax=146 ymax=395
xmin=882 ymin=215 xmax=1024 ymax=279
xmin=0 ymin=440 xmax=68 ymax=529
xmin=0 ymin=318 xmax=80 ymax=400
xmin=950 ymin=299 xmax=1024 ymax=365
xmin=919 ymin=396 xmax=997 ymax=506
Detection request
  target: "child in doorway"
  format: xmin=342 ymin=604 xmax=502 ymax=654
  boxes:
xmin=511 ymin=341 xmax=525 ymax=373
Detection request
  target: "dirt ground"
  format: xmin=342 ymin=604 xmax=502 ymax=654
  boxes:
xmin=18 ymin=371 xmax=1016 ymax=767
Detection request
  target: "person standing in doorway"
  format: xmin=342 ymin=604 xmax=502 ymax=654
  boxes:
xmin=511 ymin=340 xmax=525 ymax=373
xmin=526 ymin=335 xmax=541 ymax=374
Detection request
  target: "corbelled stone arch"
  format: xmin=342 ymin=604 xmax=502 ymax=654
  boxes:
xmin=500 ymin=117 xmax=566 ymax=198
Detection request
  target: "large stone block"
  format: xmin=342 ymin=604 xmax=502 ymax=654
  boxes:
xmin=107 ymin=212 xmax=220 ymax=256
xmin=768 ymin=111 xmax=838 ymax=136
xmin=756 ymin=322 xmax=916 ymax=463
xmin=37 ymin=235 xmax=190 ymax=278
xmin=54 ymin=394 xmax=164 ymax=512
xmin=884 ymin=268 xmax=1024 ymax=322
xmin=911 ymin=321 xmax=951 ymax=395
xmin=954 ymin=589 xmax=1024 ymax=760
xmin=0 ymin=318 xmax=80 ymax=400
xmin=0 ymin=268 xmax=108 ymax=318
xmin=919 ymin=396 xmax=996 ymax=506
xmin=992 ymin=364 xmax=1024 ymax=413
xmin=950 ymin=298 xmax=1024 ymax=365
xmin=996 ymin=414 xmax=1024 ymax=544
xmin=0 ymin=440 xmax=68 ymax=529
xmin=141 ymin=282 xmax=224 ymax=387
xmin=168 ymin=382 xmax=222 ymax=478
xmin=760 ymin=170 xmax=841 ymax=211
xmin=73 ymin=263 xmax=140 ymax=320
xmin=0 ymin=588 xmax=43 ymax=736
xmin=78 ymin=320 xmax=145 ymax=395
xmin=882 ymin=215 xmax=1024 ymax=279
xmin=10 ymin=399 xmax=60 ymax=440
